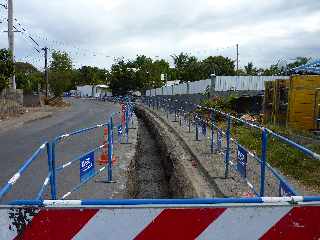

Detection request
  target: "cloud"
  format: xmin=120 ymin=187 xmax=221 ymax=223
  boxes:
xmin=1 ymin=0 xmax=319 ymax=69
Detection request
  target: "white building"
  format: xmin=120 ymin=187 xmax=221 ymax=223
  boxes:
xmin=76 ymin=85 xmax=112 ymax=98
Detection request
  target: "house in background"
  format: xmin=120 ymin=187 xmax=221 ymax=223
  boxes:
xmin=76 ymin=85 xmax=112 ymax=98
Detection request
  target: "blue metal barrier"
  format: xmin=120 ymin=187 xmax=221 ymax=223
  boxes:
xmin=0 ymin=142 xmax=49 ymax=200
xmin=0 ymin=99 xmax=134 ymax=202
xmin=142 ymin=96 xmax=319 ymax=197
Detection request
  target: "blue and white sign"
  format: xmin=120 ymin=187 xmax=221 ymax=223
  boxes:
xmin=80 ymin=151 xmax=95 ymax=183
xmin=237 ymin=145 xmax=247 ymax=178
xmin=279 ymin=180 xmax=295 ymax=197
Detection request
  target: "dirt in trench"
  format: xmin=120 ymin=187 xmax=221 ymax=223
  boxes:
xmin=128 ymin=120 xmax=170 ymax=198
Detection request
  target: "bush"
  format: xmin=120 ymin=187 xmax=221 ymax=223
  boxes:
xmin=0 ymin=49 xmax=14 ymax=91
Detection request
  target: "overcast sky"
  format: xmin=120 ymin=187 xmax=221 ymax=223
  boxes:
xmin=0 ymin=0 xmax=319 ymax=70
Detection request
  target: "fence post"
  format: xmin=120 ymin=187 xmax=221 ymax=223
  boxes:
xmin=210 ymin=110 xmax=215 ymax=154
xmin=107 ymin=122 xmax=113 ymax=182
xmin=195 ymin=115 xmax=199 ymax=141
xmin=110 ymin=115 xmax=114 ymax=145
xmin=260 ymin=128 xmax=268 ymax=196
xmin=224 ymin=114 xmax=231 ymax=178
xmin=48 ymin=141 xmax=57 ymax=200
xmin=179 ymin=109 xmax=182 ymax=126
xmin=126 ymin=106 xmax=129 ymax=144
xmin=188 ymin=115 xmax=191 ymax=133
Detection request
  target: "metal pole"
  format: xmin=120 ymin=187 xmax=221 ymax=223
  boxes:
xmin=125 ymin=106 xmax=129 ymax=144
xmin=42 ymin=47 xmax=49 ymax=98
xmin=195 ymin=116 xmax=199 ymax=141
xmin=8 ymin=0 xmax=16 ymax=89
xmin=225 ymin=115 xmax=231 ymax=178
xmin=236 ymin=44 xmax=239 ymax=75
xmin=107 ymin=122 xmax=113 ymax=182
xmin=260 ymin=128 xmax=268 ymax=197
xmin=210 ymin=111 xmax=215 ymax=154
xmin=50 ymin=141 xmax=57 ymax=200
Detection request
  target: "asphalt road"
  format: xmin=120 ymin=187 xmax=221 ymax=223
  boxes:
xmin=0 ymin=98 xmax=120 ymax=202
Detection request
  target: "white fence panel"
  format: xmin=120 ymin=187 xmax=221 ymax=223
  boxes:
xmin=146 ymin=76 xmax=291 ymax=95
xmin=189 ymin=79 xmax=211 ymax=94
xmin=216 ymin=76 xmax=290 ymax=91
xmin=163 ymin=86 xmax=172 ymax=95
xmin=173 ymin=83 xmax=188 ymax=95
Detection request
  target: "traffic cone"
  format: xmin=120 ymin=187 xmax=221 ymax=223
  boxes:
xmin=99 ymin=128 xmax=108 ymax=165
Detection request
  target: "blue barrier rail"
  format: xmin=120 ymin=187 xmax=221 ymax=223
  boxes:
xmin=1 ymin=96 xmax=318 ymax=205
xmin=0 ymin=142 xmax=49 ymax=200
xmin=0 ymin=99 xmax=135 ymax=203
xmin=143 ymin=96 xmax=320 ymax=197
xmin=7 ymin=195 xmax=320 ymax=206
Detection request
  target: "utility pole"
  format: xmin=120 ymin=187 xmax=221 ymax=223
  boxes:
xmin=42 ymin=47 xmax=49 ymax=98
xmin=236 ymin=44 xmax=239 ymax=75
xmin=8 ymin=0 xmax=16 ymax=89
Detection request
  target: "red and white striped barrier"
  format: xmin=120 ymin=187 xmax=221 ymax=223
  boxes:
xmin=1 ymin=203 xmax=320 ymax=240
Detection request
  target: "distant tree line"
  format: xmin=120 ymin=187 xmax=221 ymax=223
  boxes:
xmin=0 ymin=48 xmax=312 ymax=96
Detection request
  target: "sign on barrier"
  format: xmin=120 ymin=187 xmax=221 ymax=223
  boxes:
xmin=2 ymin=203 xmax=320 ymax=239
xmin=80 ymin=151 xmax=95 ymax=183
xmin=237 ymin=145 xmax=248 ymax=178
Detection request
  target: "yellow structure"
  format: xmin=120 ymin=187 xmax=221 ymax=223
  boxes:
xmin=287 ymin=75 xmax=320 ymax=131
xmin=264 ymin=75 xmax=320 ymax=131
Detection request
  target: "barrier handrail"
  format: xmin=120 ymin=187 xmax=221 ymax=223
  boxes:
xmin=0 ymin=142 xmax=48 ymax=200
xmin=9 ymin=195 xmax=320 ymax=206
xmin=54 ymin=123 xmax=109 ymax=143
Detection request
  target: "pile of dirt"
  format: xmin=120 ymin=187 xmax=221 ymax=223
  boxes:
xmin=45 ymin=97 xmax=70 ymax=107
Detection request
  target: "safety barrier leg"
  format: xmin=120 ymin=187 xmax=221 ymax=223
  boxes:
xmin=49 ymin=142 xmax=57 ymax=200
xmin=260 ymin=128 xmax=268 ymax=196
xmin=224 ymin=115 xmax=231 ymax=178
xmin=210 ymin=111 xmax=215 ymax=154
xmin=107 ymin=122 xmax=113 ymax=182
xmin=195 ymin=116 xmax=199 ymax=141
xmin=126 ymin=107 xmax=129 ymax=144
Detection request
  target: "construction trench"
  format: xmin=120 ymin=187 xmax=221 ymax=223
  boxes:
xmin=127 ymin=105 xmax=223 ymax=199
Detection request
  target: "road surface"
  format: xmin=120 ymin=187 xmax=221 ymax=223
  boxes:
xmin=0 ymin=98 xmax=120 ymax=202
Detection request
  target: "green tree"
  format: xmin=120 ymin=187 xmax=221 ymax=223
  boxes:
xmin=109 ymin=58 xmax=136 ymax=95
xmin=171 ymin=53 xmax=204 ymax=82
xmin=287 ymin=57 xmax=310 ymax=70
xmin=49 ymin=50 xmax=73 ymax=96
xmin=202 ymin=56 xmax=236 ymax=77
xmin=0 ymin=49 xmax=14 ymax=91
xmin=263 ymin=64 xmax=281 ymax=76
xmin=15 ymin=62 xmax=42 ymax=93
xmin=244 ymin=62 xmax=258 ymax=75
